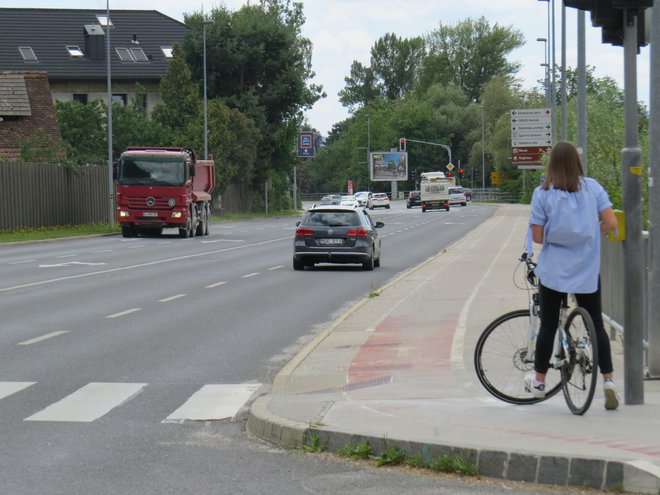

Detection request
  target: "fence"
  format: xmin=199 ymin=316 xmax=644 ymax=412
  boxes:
xmin=0 ymin=161 xmax=263 ymax=229
xmin=0 ymin=161 xmax=109 ymax=230
xmin=601 ymin=232 xmax=650 ymax=368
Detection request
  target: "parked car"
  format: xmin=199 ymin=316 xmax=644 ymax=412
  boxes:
xmin=340 ymin=195 xmax=359 ymax=207
xmin=406 ymin=191 xmax=421 ymax=208
xmin=354 ymin=191 xmax=371 ymax=207
xmin=448 ymin=187 xmax=467 ymax=207
xmin=293 ymin=205 xmax=384 ymax=270
xmin=368 ymin=192 xmax=390 ymax=209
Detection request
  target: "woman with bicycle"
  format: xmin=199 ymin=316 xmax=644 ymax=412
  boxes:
xmin=525 ymin=141 xmax=620 ymax=410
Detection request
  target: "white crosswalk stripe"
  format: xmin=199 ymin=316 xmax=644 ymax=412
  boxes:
xmin=0 ymin=381 xmax=260 ymax=424
xmin=164 ymin=384 xmax=261 ymax=422
xmin=25 ymin=382 xmax=147 ymax=422
xmin=0 ymin=381 xmax=36 ymax=400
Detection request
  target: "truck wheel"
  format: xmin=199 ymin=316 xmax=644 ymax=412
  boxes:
xmin=195 ymin=206 xmax=205 ymax=237
xmin=121 ymin=225 xmax=135 ymax=238
xmin=179 ymin=216 xmax=192 ymax=238
xmin=204 ymin=204 xmax=210 ymax=236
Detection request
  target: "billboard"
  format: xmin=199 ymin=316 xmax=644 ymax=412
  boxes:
xmin=370 ymin=151 xmax=408 ymax=181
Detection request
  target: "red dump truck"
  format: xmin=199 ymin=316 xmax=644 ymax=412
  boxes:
xmin=114 ymin=147 xmax=215 ymax=238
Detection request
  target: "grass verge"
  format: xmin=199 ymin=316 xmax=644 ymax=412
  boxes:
xmin=0 ymin=209 xmax=303 ymax=245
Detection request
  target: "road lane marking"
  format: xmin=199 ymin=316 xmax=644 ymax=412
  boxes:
xmin=24 ymin=382 xmax=146 ymax=422
xmin=1 ymin=236 xmax=292 ymax=293
xmin=158 ymin=294 xmax=187 ymax=302
xmin=0 ymin=382 xmax=36 ymax=400
xmin=39 ymin=261 xmax=106 ymax=268
xmin=450 ymin=210 xmax=523 ymax=372
xmin=201 ymin=239 xmax=243 ymax=243
xmin=9 ymin=260 xmax=37 ymax=265
xmin=17 ymin=331 xmax=69 ymax=346
xmin=205 ymin=281 xmax=227 ymax=288
xmin=242 ymin=272 xmax=260 ymax=278
xmin=267 ymin=265 xmax=283 ymax=271
xmin=93 ymin=249 xmax=113 ymax=253
xmin=55 ymin=254 xmax=77 ymax=259
xmin=163 ymin=384 xmax=260 ymax=422
xmin=106 ymin=308 xmax=141 ymax=318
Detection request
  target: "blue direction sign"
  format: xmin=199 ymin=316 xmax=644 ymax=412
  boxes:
xmin=297 ymin=131 xmax=315 ymax=158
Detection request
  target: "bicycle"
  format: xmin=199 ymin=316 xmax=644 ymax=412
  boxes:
xmin=473 ymin=253 xmax=600 ymax=415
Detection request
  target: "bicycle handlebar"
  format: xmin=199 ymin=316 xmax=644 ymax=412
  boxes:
xmin=520 ymin=252 xmax=538 ymax=287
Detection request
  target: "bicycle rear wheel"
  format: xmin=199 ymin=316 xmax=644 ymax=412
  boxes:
xmin=561 ymin=307 xmax=599 ymax=415
xmin=474 ymin=309 xmax=562 ymax=404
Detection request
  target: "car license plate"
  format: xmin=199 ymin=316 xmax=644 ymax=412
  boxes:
xmin=318 ymin=238 xmax=343 ymax=246
xmin=142 ymin=212 xmax=158 ymax=217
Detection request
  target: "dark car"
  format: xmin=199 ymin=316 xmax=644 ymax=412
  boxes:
xmin=293 ymin=205 xmax=384 ymax=270
xmin=407 ymin=191 xmax=421 ymax=208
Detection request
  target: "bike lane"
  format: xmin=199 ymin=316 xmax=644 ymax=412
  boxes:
xmin=249 ymin=204 xmax=660 ymax=494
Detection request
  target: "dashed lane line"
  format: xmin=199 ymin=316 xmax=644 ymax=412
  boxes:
xmin=106 ymin=308 xmax=141 ymax=319
xmin=17 ymin=331 xmax=70 ymax=346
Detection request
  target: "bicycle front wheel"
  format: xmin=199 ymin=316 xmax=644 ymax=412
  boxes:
xmin=561 ymin=307 xmax=599 ymax=415
xmin=474 ymin=309 xmax=562 ymax=404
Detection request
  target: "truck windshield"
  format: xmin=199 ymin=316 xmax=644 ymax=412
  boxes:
xmin=119 ymin=156 xmax=186 ymax=186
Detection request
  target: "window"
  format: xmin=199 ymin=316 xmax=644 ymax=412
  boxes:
xmin=18 ymin=46 xmax=38 ymax=62
xmin=115 ymin=47 xmax=133 ymax=62
xmin=73 ymin=94 xmax=88 ymax=104
xmin=161 ymin=46 xmax=174 ymax=59
xmin=129 ymin=47 xmax=149 ymax=62
xmin=66 ymin=46 xmax=84 ymax=58
xmin=112 ymin=94 xmax=127 ymax=106
xmin=115 ymin=47 xmax=150 ymax=63
xmin=96 ymin=15 xmax=113 ymax=27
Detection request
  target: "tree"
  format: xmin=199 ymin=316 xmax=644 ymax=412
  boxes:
xmin=420 ymin=17 xmax=524 ymax=101
xmin=339 ymin=33 xmax=426 ymax=111
xmin=55 ymin=99 xmax=106 ymax=167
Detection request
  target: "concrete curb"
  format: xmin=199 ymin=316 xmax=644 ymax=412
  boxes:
xmin=247 ymin=395 xmax=660 ymax=493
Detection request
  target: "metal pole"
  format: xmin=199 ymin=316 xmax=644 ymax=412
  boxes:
xmin=481 ymin=105 xmax=485 ymax=190
xmin=560 ymin=1 xmax=567 ymax=141
xmin=203 ymin=20 xmax=209 ymax=160
xmin=106 ymin=0 xmax=114 ymax=226
xmin=537 ymin=37 xmax=550 ymax=107
xmin=551 ymin=0 xmax=557 ymax=145
xmin=577 ymin=10 xmax=588 ymax=174
xmin=647 ymin=4 xmax=660 ymax=378
xmin=622 ymin=9 xmax=644 ymax=405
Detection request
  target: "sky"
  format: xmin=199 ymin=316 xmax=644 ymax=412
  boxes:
xmin=3 ymin=0 xmax=650 ymax=136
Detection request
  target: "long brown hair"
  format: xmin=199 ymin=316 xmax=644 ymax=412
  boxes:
xmin=541 ymin=141 xmax=583 ymax=191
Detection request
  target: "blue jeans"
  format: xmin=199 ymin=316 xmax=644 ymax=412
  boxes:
xmin=534 ymin=280 xmax=614 ymax=375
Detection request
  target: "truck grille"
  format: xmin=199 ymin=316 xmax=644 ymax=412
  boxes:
xmin=125 ymin=196 xmax=173 ymax=209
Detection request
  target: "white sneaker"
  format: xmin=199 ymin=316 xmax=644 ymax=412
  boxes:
xmin=604 ymin=379 xmax=619 ymax=410
xmin=524 ymin=372 xmax=546 ymax=399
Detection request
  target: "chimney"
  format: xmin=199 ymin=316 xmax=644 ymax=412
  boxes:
xmin=84 ymin=24 xmax=106 ymax=60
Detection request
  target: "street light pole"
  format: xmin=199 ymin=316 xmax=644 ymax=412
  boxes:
xmin=203 ymin=18 xmax=211 ymax=160
xmin=481 ymin=105 xmax=485 ymax=190
xmin=538 ymin=0 xmax=555 ymax=144
xmin=106 ymin=0 xmax=114 ymax=226
xmin=537 ymin=38 xmax=550 ymax=107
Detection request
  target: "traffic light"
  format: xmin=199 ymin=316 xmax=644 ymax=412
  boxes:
xmin=399 ymin=138 xmax=406 ymax=152
xmin=446 ymin=171 xmax=452 ymax=177
xmin=458 ymin=168 xmax=464 ymax=178
xmin=564 ymin=0 xmax=651 ymax=48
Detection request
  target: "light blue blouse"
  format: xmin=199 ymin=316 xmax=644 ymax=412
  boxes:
xmin=530 ymin=177 xmax=612 ymax=294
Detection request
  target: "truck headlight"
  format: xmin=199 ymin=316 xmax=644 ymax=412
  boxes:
xmin=118 ymin=210 xmax=130 ymax=218
xmin=171 ymin=211 xmax=183 ymax=218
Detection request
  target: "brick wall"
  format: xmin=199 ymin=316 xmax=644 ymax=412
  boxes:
xmin=0 ymin=71 xmax=63 ymax=161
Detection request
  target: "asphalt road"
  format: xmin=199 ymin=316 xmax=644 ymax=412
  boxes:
xmin=3 ymin=200 xmax=563 ymax=495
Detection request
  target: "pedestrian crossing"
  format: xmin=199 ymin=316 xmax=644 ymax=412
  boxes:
xmin=0 ymin=381 xmax=261 ymax=424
